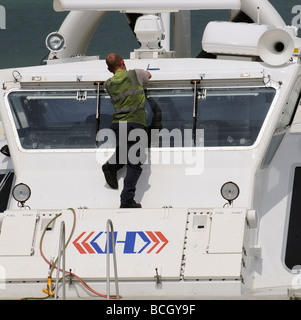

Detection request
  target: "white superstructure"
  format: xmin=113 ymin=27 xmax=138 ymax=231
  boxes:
xmin=0 ymin=0 xmax=301 ymax=300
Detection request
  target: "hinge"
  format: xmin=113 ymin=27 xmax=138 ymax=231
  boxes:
xmin=77 ymin=90 xmax=87 ymax=101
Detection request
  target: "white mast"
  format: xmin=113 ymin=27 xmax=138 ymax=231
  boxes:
xmin=173 ymin=11 xmax=191 ymax=58
xmin=47 ymin=11 xmax=107 ymax=60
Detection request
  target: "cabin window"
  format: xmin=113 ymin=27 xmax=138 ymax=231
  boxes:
xmin=8 ymin=91 xmax=109 ymax=149
xmin=196 ymin=87 xmax=275 ymax=146
xmin=285 ymin=167 xmax=301 ymax=270
xmin=0 ymin=171 xmax=14 ymax=212
xmin=262 ymin=76 xmax=301 ymax=168
xmin=7 ymin=86 xmax=275 ymax=150
xmin=145 ymin=87 xmax=275 ymax=147
xmin=145 ymin=89 xmax=195 ymax=147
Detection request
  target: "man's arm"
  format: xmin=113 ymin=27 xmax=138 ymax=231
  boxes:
xmin=135 ymin=69 xmax=152 ymax=86
xmin=146 ymin=70 xmax=152 ymax=80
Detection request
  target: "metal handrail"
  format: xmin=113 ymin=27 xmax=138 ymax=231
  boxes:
xmin=54 ymin=221 xmax=66 ymax=300
xmin=106 ymin=219 xmax=120 ymax=300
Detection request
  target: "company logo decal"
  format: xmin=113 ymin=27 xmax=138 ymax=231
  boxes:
xmin=73 ymin=231 xmax=169 ymax=254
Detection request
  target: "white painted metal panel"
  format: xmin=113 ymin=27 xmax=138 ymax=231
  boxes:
xmin=39 ymin=208 xmax=188 ymax=281
xmin=184 ymin=254 xmax=242 ymax=279
xmin=208 ymin=209 xmax=246 ymax=253
xmin=184 ymin=209 xmax=246 ymax=280
xmin=0 ymin=211 xmax=37 ymax=256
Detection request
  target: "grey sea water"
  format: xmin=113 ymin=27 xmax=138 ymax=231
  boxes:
xmin=0 ymin=0 xmax=300 ymax=69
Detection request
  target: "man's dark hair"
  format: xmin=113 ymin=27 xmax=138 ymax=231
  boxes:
xmin=106 ymin=53 xmax=123 ymax=72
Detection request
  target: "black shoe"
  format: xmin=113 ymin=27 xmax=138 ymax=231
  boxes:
xmin=102 ymin=164 xmax=118 ymax=189
xmin=120 ymin=200 xmax=142 ymax=208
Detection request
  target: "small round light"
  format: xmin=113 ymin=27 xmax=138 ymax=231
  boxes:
xmin=46 ymin=32 xmax=66 ymax=52
xmin=221 ymin=181 xmax=239 ymax=203
xmin=12 ymin=183 xmax=31 ymax=204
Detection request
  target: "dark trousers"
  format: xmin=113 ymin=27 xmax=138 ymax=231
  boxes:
xmin=108 ymin=122 xmax=147 ymax=204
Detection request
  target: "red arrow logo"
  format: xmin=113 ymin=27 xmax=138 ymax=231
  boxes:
xmin=146 ymin=231 xmax=169 ymax=254
xmin=72 ymin=232 xmax=87 ymax=254
xmin=72 ymin=231 xmax=96 ymax=254
xmin=155 ymin=232 xmax=169 ymax=253
xmin=82 ymin=232 xmax=95 ymax=254
xmin=146 ymin=231 xmax=160 ymax=253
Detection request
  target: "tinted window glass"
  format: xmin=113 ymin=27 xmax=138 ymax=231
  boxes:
xmin=8 ymin=91 xmax=99 ymax=149
xmin=0 ymin=172 xmax=14 ymax=212
xmin=285 ymin=167 xmax=301 ymax=270
xmin=8 ymin=86 xmax=275 ymax=149
xmin=196 ymin=87 xmax=275 ymax=147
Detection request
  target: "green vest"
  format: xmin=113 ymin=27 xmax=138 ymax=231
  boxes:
xmin=105 ymin=69 xmax=147 ymax=127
